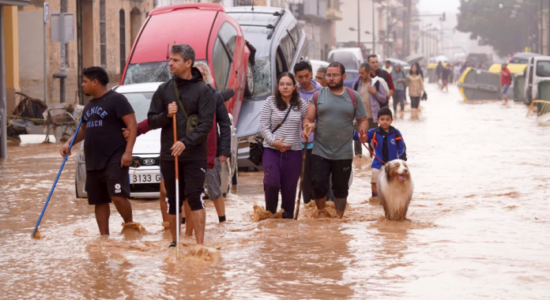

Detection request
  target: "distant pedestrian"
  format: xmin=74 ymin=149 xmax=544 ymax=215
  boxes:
xmin=354 ymin=62 xmax=387 ymax=129
xmin=453 ymin=63 xmax=462 ymax=83
xmin=441 ymin=64 xmax=451 ymax=92
xmin=435 ymin=61 xmax=444 ymax=83
xmin=260 ymin=72 xmax=308 ymax=219
xmin=391 ymin=64 xmax=407 ymax=113
xmin=316 ymin=67 xmax=328 ymax=87
xmin=60 ymin=67 xmax=138 ymax=236
xmin=293 ymin=61 xmax=322 ymax=204
xmin=407 ymin=63 xmax=425 ymax=111
xmin=302 ymin=62 xmax=369 ymax=218
xmin=382 ymin=60 xmax=393 ymax=74
xmin=368 ymin=55 xmax=395 ymax=105
xmin=501 ymin=62 xmax=511 ymax=103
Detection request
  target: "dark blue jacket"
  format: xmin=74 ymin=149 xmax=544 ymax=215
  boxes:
xmin=354 ymin=126 xmax=406 ymax=169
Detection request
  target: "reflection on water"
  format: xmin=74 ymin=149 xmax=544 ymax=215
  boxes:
xmin=1 ymin=84 xmax=550 ymax=299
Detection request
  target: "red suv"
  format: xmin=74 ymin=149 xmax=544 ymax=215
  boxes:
xmin=120 ymin=3 xmax=253 ymax=188
xmin=121 ymin=3 xmax=253 ymax=124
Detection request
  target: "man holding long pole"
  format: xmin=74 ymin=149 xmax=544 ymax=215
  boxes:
xmin=148 ymin=44 xmax=215 ymax=248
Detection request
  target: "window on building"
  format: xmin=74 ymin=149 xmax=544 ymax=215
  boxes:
xmin=61 ymin=0 xmax=69 ymax=67
xmin=212 ymin=37 xmax=231 ymax=91
xmin=119 ymin=9 xmax=126 ymax=73
xmin=100 ymin=0 xmax=106 ymax=66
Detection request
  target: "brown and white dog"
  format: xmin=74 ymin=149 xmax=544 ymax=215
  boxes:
xmin=377 ymin=159 xmax=414 ymax=221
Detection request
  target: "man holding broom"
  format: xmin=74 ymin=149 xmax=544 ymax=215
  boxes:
xmin=60 ymin=67 xmax=138 ymax=235
xmin=148 ymin=44 xmax=215 ymax=247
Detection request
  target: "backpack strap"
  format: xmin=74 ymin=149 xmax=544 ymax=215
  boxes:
xmin=313 ymin=91 xmax=319 ymax=106
xmin=346 ymin=87 xmax=357 ymax=116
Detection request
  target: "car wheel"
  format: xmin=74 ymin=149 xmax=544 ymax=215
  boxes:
xmin=244 ymin=63 xmax=254 ymax=97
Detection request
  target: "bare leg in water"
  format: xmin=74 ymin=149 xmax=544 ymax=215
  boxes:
xmin=95 ymin=204 xmax=110 ymax=235
xmin=334 ymin=197 xmax=347 ymax=218
xmin=213 ymin=196 xmax=225 ymax=219
xmin=159 ymin=180 xmax=169 ymax=228
xmin=315 ymin=195 xmax=327 ymax=210
xmin=191 ymin=209 xmax=206 ymax=245
xmin=96 ymin=196 xmax=133 ymax=235
xmin=184 ymin=200 xmax=194 ymax=236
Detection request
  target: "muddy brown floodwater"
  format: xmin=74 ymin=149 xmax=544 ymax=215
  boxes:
xmin=1 ymin=84 xmax=550 ymax=299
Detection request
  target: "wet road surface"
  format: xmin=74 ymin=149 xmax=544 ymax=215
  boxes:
xmin=1 ymin=83 xmax=550 ymax=299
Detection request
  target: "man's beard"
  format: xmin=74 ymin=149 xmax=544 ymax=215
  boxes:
xmin=328 ymin=81 xmax=343 ymax=90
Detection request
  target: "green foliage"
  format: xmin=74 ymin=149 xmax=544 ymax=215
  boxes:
xmin=456 ymin=0 xmax=536 ymax=56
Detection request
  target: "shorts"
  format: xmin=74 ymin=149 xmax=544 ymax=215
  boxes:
xmin=502 ymin=84 xmax=510 ymax=94
xmin=161 ymin=159 xmax=206 ymax=214
xmin=311 ymin=154 xmax=352 ymax=199
xmin=86 ymin=164 xmax=130 ymax=205
xmin=371 ymin=168 xmax=381 ymax=184
xmin=205 ymin=157 xmax=222 ymax=200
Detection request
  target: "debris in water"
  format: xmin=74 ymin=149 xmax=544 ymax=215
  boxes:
xmin=121 ymin=222 xmax=147 ymax=233
xmin=251 ymin=205 xmax=284 ymax=222
xmin=32 ymin=229 xmax=44 ymax=239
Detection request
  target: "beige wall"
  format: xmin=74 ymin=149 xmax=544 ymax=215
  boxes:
xmin=14 ymin=0 xmax=153 ymax=108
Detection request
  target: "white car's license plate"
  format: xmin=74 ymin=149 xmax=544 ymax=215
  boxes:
xmin=130 ymin=173 xmax=161 ymax=184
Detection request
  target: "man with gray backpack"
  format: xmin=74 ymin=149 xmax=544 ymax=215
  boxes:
xmin=302 ymin=62 xmax=370 ymax=218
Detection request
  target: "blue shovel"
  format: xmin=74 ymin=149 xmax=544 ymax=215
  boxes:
xmin=32 ymin=118 xmax=83 ymax=238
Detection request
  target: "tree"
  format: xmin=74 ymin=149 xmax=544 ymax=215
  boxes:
xmin=456 ymin=0 xmax=538 ymax=56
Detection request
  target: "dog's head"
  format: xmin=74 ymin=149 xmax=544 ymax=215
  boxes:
xmin=385 ymin=159 xmax=411 ymax=184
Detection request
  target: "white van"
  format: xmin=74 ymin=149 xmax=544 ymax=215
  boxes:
xmin=309 ymin=59 xmax=329 ymax=74
xmin=328 ymin=48 xmax=364 ymax=71
xmin=524 ymin=55 xmax=550 ymax=105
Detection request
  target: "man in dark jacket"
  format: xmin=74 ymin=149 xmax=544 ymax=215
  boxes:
xmin=147 ymin=44 xmax=215 ymax=247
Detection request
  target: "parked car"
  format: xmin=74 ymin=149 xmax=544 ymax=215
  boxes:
xmin=120 ymin=2 xmax=249 ymax=183
xmin=509 ymin=52 xmax=543 ymax=64
xmin=75 ymin=83 xmax=239 ymax=199
xmin=226 ymin=6 xmax=307 ymax=168
xmin=344 ymin=70 xmax=360 ymax=88
xmin=328 ymin=48 xmax=364 ymax=71
xmin=523 ymin=55 xmax=550 ymax=105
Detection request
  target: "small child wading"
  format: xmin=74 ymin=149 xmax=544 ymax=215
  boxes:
xmin=355 ymin=107 xmax=407 ymax=200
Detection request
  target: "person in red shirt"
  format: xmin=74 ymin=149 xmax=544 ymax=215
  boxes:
xmin=501 ymin=63 xmax=512 ymax=102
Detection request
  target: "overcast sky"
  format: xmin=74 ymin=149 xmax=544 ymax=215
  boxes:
xmin=418 ymin=0 xmax=460 ymax=14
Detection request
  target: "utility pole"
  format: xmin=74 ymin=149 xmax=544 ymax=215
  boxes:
xmin=372 ymin=0 xmax=376 ymax=54
xmin=357 ymin=0 xmax=361 ymax=48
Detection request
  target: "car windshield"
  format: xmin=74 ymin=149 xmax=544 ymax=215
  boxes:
xmin=346 ymin=71 xmax=359 ymax=80
xmin=121 ymin=92 xmax=154 ymax=123
xmin=536 ymin=61 xmax=550 ymax=77
xmin=510 ymin=57 xmax=529 ymax=64
xmin=252 ymin=56 xmax=272 ymax=97
xmin=329 ymin=52 xmax=358 ymax=71
xmin=123 ymin=60 xmax=207 ymax=85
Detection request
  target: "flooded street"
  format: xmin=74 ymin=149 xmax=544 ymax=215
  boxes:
xmin=1 ymin=83 xmax=550 ymax=299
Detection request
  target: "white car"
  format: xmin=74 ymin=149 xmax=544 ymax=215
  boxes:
xmin=75 ymin=82 xmax=238 ymax=199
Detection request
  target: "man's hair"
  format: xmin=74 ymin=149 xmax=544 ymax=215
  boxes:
xmin=171 ymin=44 xmax=195 ymax=66
xmin=327 ymin=62 xmax=345 ymax=75
xmin=294 ymin=60 xmax=312 ymax=73
xmin=367 ymin=54 xmax=378 ymax=62
xmin=194 ymin=61 xmax=213 ymax=84
xmin=378 ymin=107 xmax=393 ymax=119
xmin=317 ymin=67 xmax=327 ymax=75
xmin=359 ymin=62 xmax=371 ymax=72
xmin=83 ymin=67 xmax=109 ymax=86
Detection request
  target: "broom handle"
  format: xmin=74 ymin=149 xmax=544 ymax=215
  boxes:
xmin=32 ymin=118 xmax=83 ymax=238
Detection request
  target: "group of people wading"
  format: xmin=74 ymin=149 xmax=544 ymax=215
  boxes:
xmin=61 ymin=44 xmax=414 ymax=248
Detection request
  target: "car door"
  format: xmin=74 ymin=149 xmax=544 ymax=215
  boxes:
xmin=211 ymin=22 xmax=241 ymax=111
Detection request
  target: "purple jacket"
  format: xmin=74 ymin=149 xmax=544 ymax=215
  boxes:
xmin=353 ymin=78 xmax=387 ymax=120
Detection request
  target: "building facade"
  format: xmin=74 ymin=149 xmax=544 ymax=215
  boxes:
xmin=6 ymin=0 xmax=154 ymax=112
